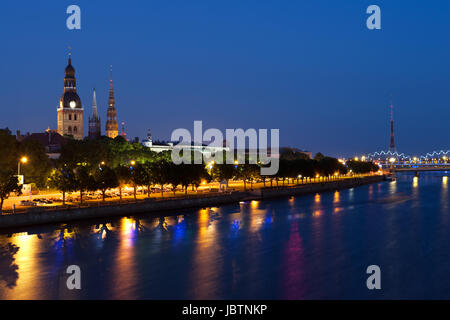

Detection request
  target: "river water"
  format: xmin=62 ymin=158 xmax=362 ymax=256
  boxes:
xmin=1 ymin=172 xmax=450 ymax=299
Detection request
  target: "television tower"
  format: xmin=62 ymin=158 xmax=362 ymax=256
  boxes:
xmin=389 ymin=99 xmax=396 ymax=152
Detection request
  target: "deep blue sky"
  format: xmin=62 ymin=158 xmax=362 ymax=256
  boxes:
xmin=1 ymin=1 xmax=449 ymax=157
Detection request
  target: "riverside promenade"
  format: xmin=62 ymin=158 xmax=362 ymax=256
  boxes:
xmin=0 ymin=175 xmax=385 ymax=230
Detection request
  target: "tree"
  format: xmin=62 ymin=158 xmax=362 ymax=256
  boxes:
xmin=346 ymin=160 xmax=378 ymax=174
xmin=48 ymin=168 xmax=76 ymax=205
xmin=0 ymin=129 xmax=18 ymax=170
xmin=314 ymin=152 xmax=325 ymax=161
xmin=280 ymin=147 xmax=311 ymax=161
xmin=94 ymin=166 xmax=118 ymax=201
xmin=0 ymin=129 xmax=20 ymax=213
xmin=74 ymin=166 xmax=96 ymax=204
xmin=59 ymin=139 xmax=108 ymax=170
xmin=142 ymin=162 xmax=155 ymax=198
xmin=130 ymin=163 xmax=149 ymax=200
xmin=18 ymin=139 xmax=51 ymax=188
xmin=236 ymin=164 xmax=260 ymax=190
xmin=114 ymin=165 xmax=131 ymax=200
xmin=211 ymin=163 xmax=236 ymax=186
xmin=166 ymin=162 xmax=183 ymax=195
xmin=0 ymin=171 xmax=21 ymax=213
xmin=151 ymin=160 xmax=170 ymax=197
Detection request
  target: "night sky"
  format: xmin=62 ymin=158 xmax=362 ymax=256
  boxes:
xmin=1 ymin=0 xmax=449 ymax=157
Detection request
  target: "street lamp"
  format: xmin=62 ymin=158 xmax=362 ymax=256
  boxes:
xmin=130 ymin=160 xmax=136 ymax=166
xmin=389 ymin=157 xmax=396 ymax=170
xmin=18 ymin=156 xmax=28 ymax=176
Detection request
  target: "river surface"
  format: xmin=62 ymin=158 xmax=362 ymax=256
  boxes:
xmin=1 ymin=172 xmax=450 ymax=299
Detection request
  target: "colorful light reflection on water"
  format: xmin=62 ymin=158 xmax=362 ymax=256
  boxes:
xmin=1 ymin=172 xmax=450 ymax=299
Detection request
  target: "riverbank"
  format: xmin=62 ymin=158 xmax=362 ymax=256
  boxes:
xmin=0 ymin=175 xmax=385 ymax=230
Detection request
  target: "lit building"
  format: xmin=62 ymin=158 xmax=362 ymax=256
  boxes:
xmin=105 ymin=65 xmax=119 ymax=138
xmin=57 ymin=53 xmax=83 ymax=139
xmin=141 ymin=129 xmax=228 ymax=154
xmin=88 ymin=89 xmax=101 ymax=139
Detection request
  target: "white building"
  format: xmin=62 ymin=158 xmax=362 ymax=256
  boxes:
xmin=141 ymin=129 xmax=229 ymax=155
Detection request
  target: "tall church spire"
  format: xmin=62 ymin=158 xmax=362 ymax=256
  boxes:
xmin=389 ymin=98 xmax=396 ymax=152
xmin=92 ymin=88 xmax=98 ymax=118
xmin=105 ymin=65 xmax=119 ymax=139
xmin=88 ymin=88 xmax=101 ymax=139
xmin=108 ymin=65 xmax=115 ymax=107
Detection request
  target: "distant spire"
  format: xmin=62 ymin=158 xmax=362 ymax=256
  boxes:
xmin=68 ymin=46 xmax=72 ymax=64
xmin=147 ymin=129 xmax=152 ymax=141
xmin=105 ymin=64 xmax=119 ymax=138
xmin=92 ymin=88 xmax=98 ymax=118
xmin=88 ymin=88 xmax=101 ymax=139
xmin=110 ymin=65 xmax=113 ymax=89
xmin=121 ymin=122 xmax=128 ymax=141
xmin=389 ymin=97 xmax=396 ymax=152
xmin=108 ymin=65 xmax=115 ymax=106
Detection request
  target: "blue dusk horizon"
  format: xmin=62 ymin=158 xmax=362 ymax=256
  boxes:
xmin=1 ymin=1 xmax=449 ymax=157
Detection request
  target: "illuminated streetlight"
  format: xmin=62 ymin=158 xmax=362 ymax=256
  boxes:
xmin=18 ymin=156 xmax=28 ymax=175
xmin=130 ymin=160 xmax=136 ymax=166
xmin=17 ymin=156 xmax=29 ymax=184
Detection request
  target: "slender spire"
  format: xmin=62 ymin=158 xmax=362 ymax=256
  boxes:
xmin=92 ymin=88 xmax=98 ymax=118
xmin=110 ymin=65 xmax=113 ymax=89
xmin=389 ymin=97 xmax=396 ymax=152
xmin=108 ymin=65 xmax=115 ymax=106
xmin=68 ymin=46 xmax=72 ymax=64
xmin=88 ymin=87 xmax=101 ymax=139
xmin=105 ymin=64 xmax=119 ymax=138
xmin=121 ymin=122 xmax=127 ymax=140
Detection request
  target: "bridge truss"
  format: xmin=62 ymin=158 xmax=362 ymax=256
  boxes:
xmin=365 ymin=150 xmax=450 ymax=168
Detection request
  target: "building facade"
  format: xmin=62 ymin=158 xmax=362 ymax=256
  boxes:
xmin=105 ymin=66 xmax=119 ymax=138
xmin=57 ymin=54 xmax=83 ymax=140
xmin=88 ymin=89 xmax=101 ymax=139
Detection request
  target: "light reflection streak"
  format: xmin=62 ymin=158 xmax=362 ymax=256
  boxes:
xmin=314 ymin=194 xmax=320 ymax=203
xmin=190 ymin=208 xmax=220 ymax=298
xmin=282 ymin=222 xmax=306 ymax=299
xmin=7 ymin=233 xmax=42 ymax=299
xmin=333 ymin=191 xmax=340 ymax=204
xmin=111 ymin=217 xmax=137 ymax=299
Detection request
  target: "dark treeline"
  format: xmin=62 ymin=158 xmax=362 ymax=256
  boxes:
xmin=0 ymin=129 xmax=380 ymax=211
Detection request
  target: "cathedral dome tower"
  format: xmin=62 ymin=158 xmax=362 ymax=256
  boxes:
xmin=57 ymin=52 xmax=84 ymax=139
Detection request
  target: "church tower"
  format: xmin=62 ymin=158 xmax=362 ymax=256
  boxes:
xmin=88 ymin=89 xmax=101 ymax=139
xmin=57 ymin=52 xmax=83 ymax=139
xmin=105 ymin=65 xmax=119 ymax=138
